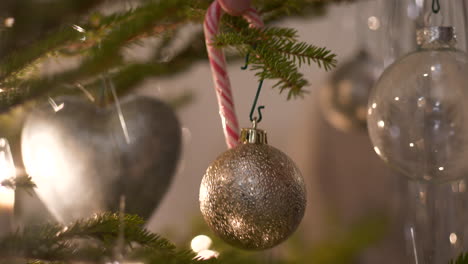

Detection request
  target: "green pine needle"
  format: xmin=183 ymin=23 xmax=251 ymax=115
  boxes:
xmin=0 ymin=213 xmax=212 ymax=264
xmin=450 ymin=253 xmax=468 ymax=264
xmin=214 ymin=25 xmax=336 ymax=99
xmin=0 ymin=28 xmax=82 ymax=82
xmin=0 ymin=0 xmax=341 ymax=112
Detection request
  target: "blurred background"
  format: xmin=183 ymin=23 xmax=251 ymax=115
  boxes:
xmin=1 ymin=0 xmax=468 ymax=263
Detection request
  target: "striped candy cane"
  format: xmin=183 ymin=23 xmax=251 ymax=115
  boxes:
xmin=204 ymin=0 xmax=264 ymax=149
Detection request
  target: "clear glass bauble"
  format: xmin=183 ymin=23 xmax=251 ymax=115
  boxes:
xmin=368 ymin=27 xmax=468 ymax=182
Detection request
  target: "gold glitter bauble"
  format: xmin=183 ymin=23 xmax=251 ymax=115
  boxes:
xmin=199 ymin=127 xmax=306 ymax=250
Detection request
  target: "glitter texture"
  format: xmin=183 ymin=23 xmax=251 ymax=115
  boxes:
xmin=200 ymin=143 xmax=306 ymax=250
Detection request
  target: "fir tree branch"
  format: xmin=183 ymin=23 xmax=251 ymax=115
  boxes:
xmin=214 ymin=27 xmax=336 ymax=70
xmin=0 ymin=31 xmax=205 ymax=112
xmin=0 ymin=213 xmax=212 ymax=263
xmin=251 ymin=44 xmax=308 ymax=99
xmin=0 ymin=0 xmax=344 ymax=112
xmin=0 ymin=1 xmax=198 ymax=111
xmin=269 ymin=39 xmax=336 ymax=70
xmin=0 ymin=0 xmax=107 ymax=59
xmin=0 ymin=1 xmax=338 ymax=87
xmin=214 ymin=24 xmax=336 ymax=98
xmin=83 ymin=32 xmax=207 ymax=96
xmin=0 ymin=28 xmax=83 ymax=82
xmin=0 ymin=0 xmax=199 ymax=87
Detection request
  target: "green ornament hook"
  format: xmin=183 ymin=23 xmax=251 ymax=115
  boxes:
xmin=249 ymin=79 xmax=265 ymax=123
xmin=241 ymin=51 xmax=251 ymax=70
xmin=241 ymin=50 xmax=265 ymax=123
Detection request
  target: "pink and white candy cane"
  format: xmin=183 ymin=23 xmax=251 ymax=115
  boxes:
xmin=204 ymin=0 xmax=264 ymax=149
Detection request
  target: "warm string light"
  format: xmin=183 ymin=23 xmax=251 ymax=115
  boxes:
xmin=4 ymin=17 xmax=14 ymax=28
xmin=190 ymin=235 xmax=219 ymax=260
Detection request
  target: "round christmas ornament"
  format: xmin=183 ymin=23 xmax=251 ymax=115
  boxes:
xmin=202 ymin=0 xmax=306 ymax=250
xmin=368 ymin=26 xmax=468 ymax=182
xmin=321 ymin=50 xmax=381 ymax=131
xmin=200 ymin=124 xmax=307 ymax=250
xmin=21 ymin=95 xmax=181 ymax=223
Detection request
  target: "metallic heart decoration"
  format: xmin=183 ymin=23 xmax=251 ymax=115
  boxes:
xmin=21 ymin=96 xmax=181 ymax=223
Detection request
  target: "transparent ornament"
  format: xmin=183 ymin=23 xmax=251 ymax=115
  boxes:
xmin=368 ymin=26 xmax=468 ymax=182
xmin=371 ymin=2 xmax=468 ymax=264
xmin=400 ymin=178 xmax=468 ymax=263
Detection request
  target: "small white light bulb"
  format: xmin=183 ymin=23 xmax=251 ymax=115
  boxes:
xmin=191 ymin=235 xmax=213 ymax=253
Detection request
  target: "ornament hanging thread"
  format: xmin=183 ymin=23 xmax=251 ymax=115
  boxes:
xmin=200 ymin=0 xmax=306 ymax=250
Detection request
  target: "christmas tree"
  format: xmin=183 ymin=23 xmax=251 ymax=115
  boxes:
xmin=0 ymin=0 xmax=466 ymax=263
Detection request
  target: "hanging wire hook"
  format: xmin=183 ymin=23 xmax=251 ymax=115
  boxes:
xmin=249 ymin=79 xmax=265 ymax=123
xmin=432 ymin=0 xmax=440 ymax=14
xmin=240 ymin=45 xmax=257 ymax=70
xmin=241 ymin=49 xmax=266 ymax=123
xmin=241 ymin=51 xmax=251 ymax=70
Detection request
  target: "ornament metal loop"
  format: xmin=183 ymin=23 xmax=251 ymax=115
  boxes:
xmin=240 ymin=124 xmax=267 ymax=145
xmin=252 ymin=117 xmax=258 ymax=129
xmin=416 ymin=26 xmax=456 ymax=49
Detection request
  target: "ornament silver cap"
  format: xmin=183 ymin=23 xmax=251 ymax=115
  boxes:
xmin=240 ymin=127 xmax=268 ymax=144
xmin=416 ymin=26 xmax=456 ymax=49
